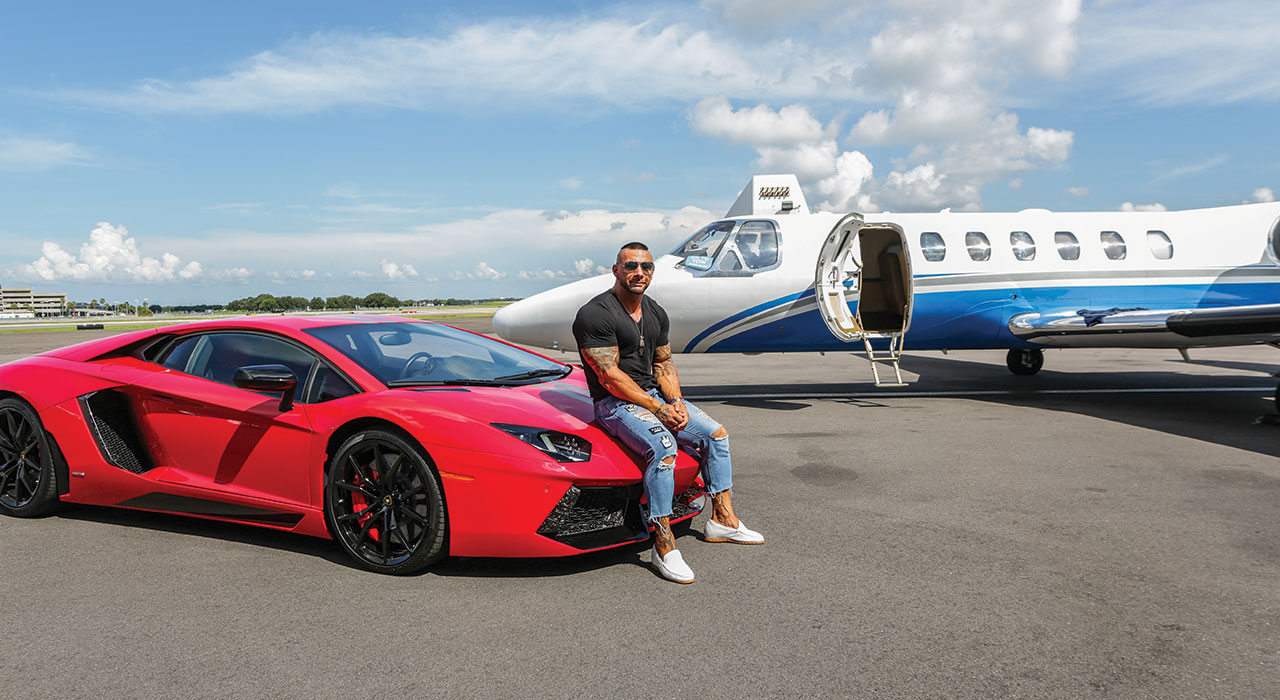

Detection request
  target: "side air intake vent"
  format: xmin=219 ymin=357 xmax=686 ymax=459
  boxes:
xmin=80 ymin=390 xmax=153 ymax=474
xmin=536 ymin=483 xmax=706 ymax=550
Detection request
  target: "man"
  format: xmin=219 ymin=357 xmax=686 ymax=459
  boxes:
xmin=572 ymin=242 xmax=763 ymax=584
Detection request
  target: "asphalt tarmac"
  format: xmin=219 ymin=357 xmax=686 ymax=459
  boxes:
xmin=2 ymin=319 xmax=1278 ymax=698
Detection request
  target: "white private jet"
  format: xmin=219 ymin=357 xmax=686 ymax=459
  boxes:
xmin=494 ymin=174 xmax=1280 ymax=394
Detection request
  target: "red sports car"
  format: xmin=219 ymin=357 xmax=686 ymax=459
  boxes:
xmin=0 ymin=316 xmax=705 ymax=573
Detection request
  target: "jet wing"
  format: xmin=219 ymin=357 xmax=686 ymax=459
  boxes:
xmin=1009 ymin=303 xmax=1280 ymax=348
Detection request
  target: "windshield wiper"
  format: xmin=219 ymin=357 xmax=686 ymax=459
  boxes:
xmin=387 ymin=378 xmax=512 ymax=388
xmin=492 ymin=367 xmax=572 ymax=382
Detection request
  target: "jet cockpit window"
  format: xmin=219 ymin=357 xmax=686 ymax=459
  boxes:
xmin=672 ymin=221 xmax=735 ymax=271
xmin=920 ymin=232 xmax=946 ymax=262
xmin=1054 ymin=231 xmax=1080 ymax=261
xmin=1010 ymin=231 xmax=1036 ymax=261
xmin=734 ymin=221 xmax=780 ymax=269
xmin=1147 ymin=230 xmax=1173 ymax=260
xmin=965 ymin=232 xmax=991 ymax=261
xmin=1100 ymin=231 xmax=1127 ymax=260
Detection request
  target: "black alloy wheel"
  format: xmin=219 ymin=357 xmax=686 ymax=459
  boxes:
xmin=0 ymin=398 xmax=59 ymax=517
xmin=324 ymin=429 xmax=447 ymax=574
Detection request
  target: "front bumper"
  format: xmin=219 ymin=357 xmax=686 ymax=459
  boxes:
xmin=536 ymin=483 xmax=706 ymax=550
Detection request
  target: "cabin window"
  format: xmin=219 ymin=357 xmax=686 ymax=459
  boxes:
xmin=965 ymin=232 xmax=991 ymax=261
xmin=1100 ymin=231 xmax=1126 ymax=260
xmin=1054 ymin=231 xmax=1080 ymax=261
xmin=733 ymin=220 xmax=780 ymax=269
xmin=1095 ymin=232 xmax=1126 ymax=259
xmin=1146 ymin=230 xmax=1173 ymax=260
xmin=1010 ymin=231 xmax=1036 ymax=261
xmin=671 ymin=220 xmax=735 ymax=271
xmin=920 ymin=232 xmax=946 ymax=262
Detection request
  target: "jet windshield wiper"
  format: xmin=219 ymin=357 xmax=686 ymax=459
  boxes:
xmin=492 ymin=367 xmax=572 ymax=382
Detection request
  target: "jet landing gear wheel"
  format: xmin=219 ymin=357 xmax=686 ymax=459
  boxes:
xmin=324 ymin=430 xmax=447 ymax=575
xmin=1006 ymin=348 xmax=1044 ymax=376
xmin=0 ymin=398 xmax=59 ymax=517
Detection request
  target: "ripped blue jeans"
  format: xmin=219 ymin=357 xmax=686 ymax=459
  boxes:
xmin=594 ymin=389 xmax=732 ymax=522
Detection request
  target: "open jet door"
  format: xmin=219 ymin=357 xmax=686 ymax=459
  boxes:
xmin=815 ymin=214 xmax=913 ymax=385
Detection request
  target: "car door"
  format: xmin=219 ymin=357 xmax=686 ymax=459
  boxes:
xmin=130 ymin=331 xmax=321 ymax=507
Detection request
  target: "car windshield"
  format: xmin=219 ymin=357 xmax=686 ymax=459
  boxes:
xmin=306 ymin=322 xmax=566 ymax=387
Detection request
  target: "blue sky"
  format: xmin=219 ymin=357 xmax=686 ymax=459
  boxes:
xmin=2 ymin=0 xmax=1278 ymax=305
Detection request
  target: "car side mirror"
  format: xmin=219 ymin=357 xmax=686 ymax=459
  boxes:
xmin=233 ymin=364 xmax=298 ymax=411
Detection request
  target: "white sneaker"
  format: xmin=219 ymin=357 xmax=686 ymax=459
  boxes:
xmin=704 ymin=518 xmax=765 ymax=544
xmin=650 ymin=547 xmax=695 ymax=584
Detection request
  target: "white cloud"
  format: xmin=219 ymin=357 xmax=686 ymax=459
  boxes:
xmin=54 ymin=20 xmax=868 ymax=114
xmin=380 ymin=259 xmax=419 ymax=281
xmin=0 ymin=136 xmax=93 ymax=172
xmin=1152 ymin=155 xmax=1228 ymax=183
xmin=1250 ymin=187 xmax=1275 ymax=203
xmin=559 ymin=176 xmax=582 ymax=190
xmin=690 ymin=97 xmax=829 ymax=147
xmin=1080 ymin=1 xmax=1280 ymax=105
xmin=351 ymin=259 xmax=420 ymax=281
xmin=685 ymin=0 xmax=1078 ymax=212
xmin=1119 ymin=202 xmax=1167 ymax=212
xmin=574 ymin=258 xmax=609 ymax=276
xmin=692 ymin=99 xmax=1070 ymax=211
xmin=449 ymin=257 xmax=610 ymax=282
xmin=322 ymin=202 xmax=430 ymax=216
xmin=214 ymin=267 xmax=253 ymax=282
xmin=704 ymin=0 xmax=863 ymax=34
xmin=14 ymin=223 xmax=204 ymax=283
xmin=1067 ymin=186 xmax=1091 ymax=197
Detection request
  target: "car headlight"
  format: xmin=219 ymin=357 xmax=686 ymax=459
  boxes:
xmin=491 ymin=423 xmax=592 ymax=463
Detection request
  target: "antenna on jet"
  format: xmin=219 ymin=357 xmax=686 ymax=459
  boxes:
xmin=725 ymin=174 xmax=808 ymax=218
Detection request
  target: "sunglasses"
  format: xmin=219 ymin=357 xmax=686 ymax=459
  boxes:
xmin=621 ymin=261 xmax=655 ymax=272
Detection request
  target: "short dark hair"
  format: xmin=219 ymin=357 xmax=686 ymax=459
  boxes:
xmin=619 ymin=241 xmax=649 ymax=252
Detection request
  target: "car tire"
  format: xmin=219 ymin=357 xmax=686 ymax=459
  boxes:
xmin=324 ymin=429 xmax=448 ymax=575
xmin=0 ymin=397 xmax=60 ymax=517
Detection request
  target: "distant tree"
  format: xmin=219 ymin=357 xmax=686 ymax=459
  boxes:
xmin=137 ymin=305 xmax=153 ymax=317
xmin=149 ymin=305 xmax=162 ymax=314
xmin=362 ymin=292 xmax=400 ymax=308
xmin=330 ymin=294 xmax=359 ymax=309
xmin=310 ymin=296 xmax=325 ymax=310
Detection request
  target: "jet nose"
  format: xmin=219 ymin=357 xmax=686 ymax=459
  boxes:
xmin=492 ymin=274 xmax=611 ymax=351
xmin=493 ymin=297 xmax=545 ymax=347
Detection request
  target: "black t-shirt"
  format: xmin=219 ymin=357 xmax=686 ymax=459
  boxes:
xmin=572 ymin=290 xmax=671 ymax=402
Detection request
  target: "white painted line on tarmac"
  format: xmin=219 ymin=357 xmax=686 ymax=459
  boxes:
xmin=689 ymin=386 xmax=1274 ymax=401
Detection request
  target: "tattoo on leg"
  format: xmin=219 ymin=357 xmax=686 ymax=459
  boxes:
xmin=654 ymin=517 xmax=675 ymax=551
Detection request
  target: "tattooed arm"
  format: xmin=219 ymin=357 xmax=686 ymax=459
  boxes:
xmin=652 ymin=344 xmax=688 ymax=429
xmin=652 ymin=344 xmax=682 ymax=402
xmin=581 ymin=346 xmax=669 ymax=412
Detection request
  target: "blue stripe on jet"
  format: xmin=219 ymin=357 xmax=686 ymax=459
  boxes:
xmin=682 ymin=287 xmax=816 ymax=353
xmin=698 ymin=280 xmax=1280 ymax=353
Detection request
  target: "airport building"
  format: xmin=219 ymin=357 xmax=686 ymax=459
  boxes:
xmin=0 ymin=284 xmax=68 ymax=318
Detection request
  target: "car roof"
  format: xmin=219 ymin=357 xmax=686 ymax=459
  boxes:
xmin=167 ymin=314 xmax=415 ymax=333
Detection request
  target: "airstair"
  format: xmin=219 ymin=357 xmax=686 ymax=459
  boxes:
xmin=815 ymin=214 xmax=914 ymax=386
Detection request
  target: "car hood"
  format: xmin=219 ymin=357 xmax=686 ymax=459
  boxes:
xmin=367 ymin=368 xmax=693 ymax=478
xmin=393 ymin=376 xmax=599 ymax=433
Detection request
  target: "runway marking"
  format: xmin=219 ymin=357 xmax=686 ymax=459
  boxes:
xmin=688 ymin=386 xmax=1274 ymax=401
